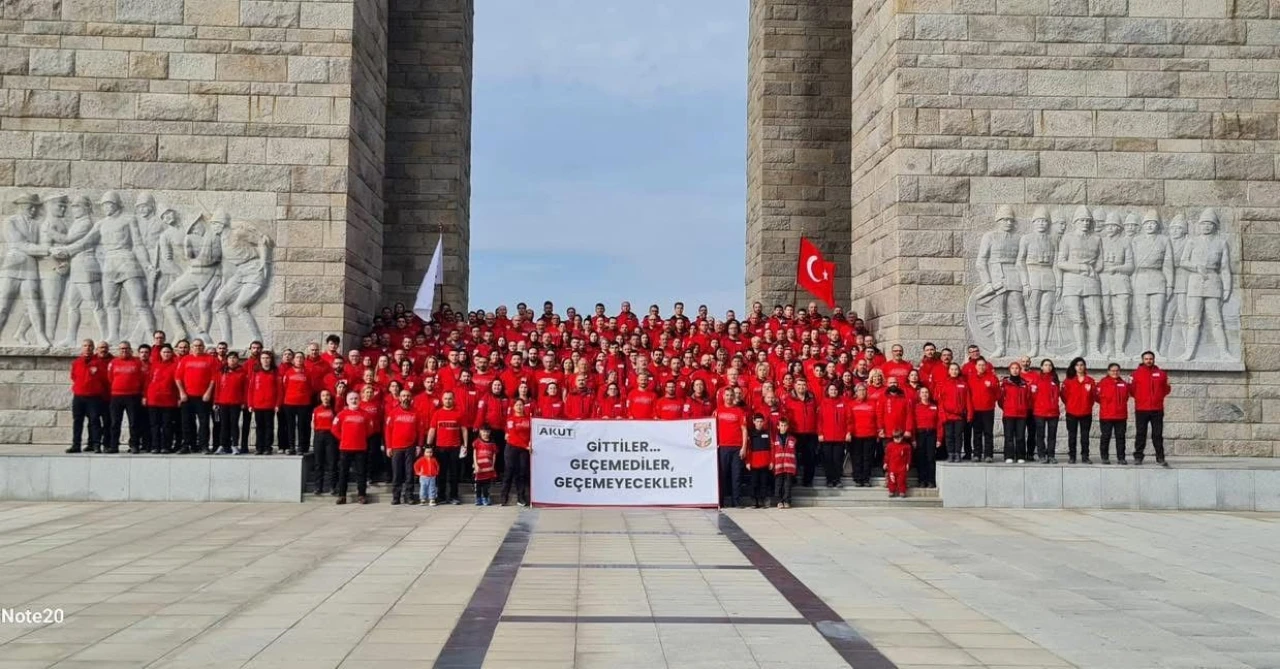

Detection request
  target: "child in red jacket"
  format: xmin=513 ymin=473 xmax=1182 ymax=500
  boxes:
xmin=415 ymin=447 xmax=440 ymax=506
xmin=885 ymin=430 xmax=913 ymax=498
xmin=471 ymin=427 xmax=498 ymax=506
xmin=771 ymin=418 xmax=798 ymax=508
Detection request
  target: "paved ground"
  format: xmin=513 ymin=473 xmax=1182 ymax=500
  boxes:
xmin=0 ymin=502 xmax=1277 ymax=669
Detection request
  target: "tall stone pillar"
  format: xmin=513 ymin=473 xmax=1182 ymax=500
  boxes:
xmin=745 ymin=0 xmax=851 ymax=310
xmin=849 ymin=0 xmax=1280 ymax=456
xmin=384 ymin=0 xmax=473 ymax=311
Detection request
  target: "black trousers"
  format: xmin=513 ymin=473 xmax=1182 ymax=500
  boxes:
xmin=819 ymin=440 xmax=845 ymax=485
xmin=1134 ymin=410 xmax=1165 ymax=460
xmin=970 ymin=410 xmax=995 ymax=460
xmin=773 ymin=474 xmax=794 ymax=503
xmin=252 ymin=409 xmax=275 ymax=453
xmin=1003 ymin=417 xmax=1028 ymax=461
xmin=849 ymin=437 xmax=877 ymax=484
xmin=389 ymin=448 xmax=415 ymax=500
xmin=795 ymin=433 xmax=818 ymax=486
xmin=279 ymin=404 xmax=313 ymax=454
xmin=490 ymin=429 xmax=506 ymax=479
xmin=750 ymin=467 xmax=771 ymax=502
xmin=501 ymin=446 xmax=530 ymax=504
xmin=108 ymin=395 xmax=142 ymax=452
xmin=718 ymin=447 xmax=744 ymax=506
xmin=942 ymin=420 xmax=964 ymax=461
xmin=1025 ymin=415 xmax=1036 ymax=455
xmin=336 ymin=450 xmax=366 ymax=497
xmin=1066 ymin=414 xmax=1092 ymax=459
xmin=436 ymin=447 xmax=462 ymax=501
xmin=1034 ymin=417 xmax=1059 ymax=460
xmin=915 ymin=429 xmax=937 ymax=486
xmin=1100 ymin=419 xmax=1127 ymax=460
xmin=240 ymin=407 xmax=252 ymax=453
xmin=181 ymin=399 xmax=211 ymax=452
xmin=148 ymin=407 xmax=179 ymax=453
xmin=215 ymin=404 xmax=241 ymax=451
xmin=366 ymin=434 xmax=386 ymax=482
xmin=962 ymin=413 xmax=972 ymax=459
xmin=312 ymin=431 xmax=338 ymax=492
xmin=71 ymin=395 xmax=105 ymax=451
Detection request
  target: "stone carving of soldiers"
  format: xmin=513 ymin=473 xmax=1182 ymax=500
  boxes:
xmin=1016 ymin=206 xmax=1058 ymax=357
xmin=95 ymin=191 xmax=156 ymax=342
xmin=976 ymin=205 xmax=1030 ymax=357
xmin=0 ymin=194 xmax=52 ymax=347
xmin=159 ymin=210 xmax=224 ymax=342
xmin=52 ymin=196 xmax=109 ymax=347
xmin=212 ymin=221 xmax=273 ymax=345
xmin=1165 ymin=214 xmax=1189 ymax=334
xmin=135 ymin=192 xmax=164 ymax=305
xmin=1131 ymin=210 xmax=1175 ymax=355
xmin=14 ymin=194 xmax=69 ymax=345
xmin=1123 ymin=214 xmax=1139 ymax=239
xmin=1100 ymin=213 xmax=1135 ymax=356
xmin=1180 ymin=208 xmax=1232 ymax=360
xmin=1054 ymin=206 xmax=1104 ymax=358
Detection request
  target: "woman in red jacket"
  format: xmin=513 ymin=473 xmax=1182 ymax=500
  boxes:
xmin=536 ymin=381 xmax=566 ymax=418
xmin=1095 ymin=363 xmax=1130 ymax=464
xmin=817 ymin=383 xmax=847 ymax=488
xmin=1029 ymin=359 xmax=1061 ymax=464
xmin=279 ymin=354 xmax=314 ymax=456
xmin=998 ymin=363 xmax=1032 ymax=463
xmin=843 ymin=383 xmax=879 ymax=488
xmin=682 ymin=379 xmax=714 ymax=419
xmin=967 ymin=359 xmax=999 ymax=463
xmin=144 ymin=344 xmax=180 ymax=454
xmin=502 ymin=399 xmax=533 ymax=506
xmin=311 ymin=389 xmax=337 ymax=495
xmin=596 ymin=382 xmax=626 ymax=419
xmin=1061 ymin=357 xmax=1096 ymax=464
xmin=913 ymin=386 xmax=942 ymax=488
xmin=332 ymin=391 xmax=370 ymax=504
xmin=246 ymin=351 xmax=281 ymax=455
xmin=935 ymin=363 xmax=970 ymax=463
xmin=212 ymin=352 xmax=248 ymax=454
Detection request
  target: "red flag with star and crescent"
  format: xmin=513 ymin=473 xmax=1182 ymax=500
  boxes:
xmin=796 ymin=237 xmax=836 ymax=309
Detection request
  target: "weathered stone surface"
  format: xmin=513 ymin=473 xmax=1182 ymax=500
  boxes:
xmin=28 ymin=49 xmax=73 ymax=76
xmin=116 ymin=0 xmax=184 ymax=24
xmin=241 ymin=1 xmax=299 ymax=27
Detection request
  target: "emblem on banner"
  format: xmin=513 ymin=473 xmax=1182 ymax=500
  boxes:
xmin=692 ymin=422 xmax=713 ymax=449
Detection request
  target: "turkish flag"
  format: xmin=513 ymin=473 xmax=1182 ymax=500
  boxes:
xmin=796 ymin=237 xmax=836 ymax=309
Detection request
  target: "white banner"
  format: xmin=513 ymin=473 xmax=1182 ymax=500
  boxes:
xmin=531 ymin=418 xmax=719 ymax=508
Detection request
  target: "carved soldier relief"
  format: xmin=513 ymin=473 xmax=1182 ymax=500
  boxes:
xmin=967 ymin=205 xmax=1241 ymax=365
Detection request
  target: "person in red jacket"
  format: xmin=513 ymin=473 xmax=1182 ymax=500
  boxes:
xmin=744 ymin=414 xmax=773 ymax=509
xmin=107 ymin=341 xmax=146 ymax=454
xmin=358 ymin=385 xmax=386 ymax=484
xmin=332 ymin=391 xmax=370 ymax=504
xmin=144 ymin=344 xmax=181 ymax=454
xmin=654 ymin=381 xmax=685 ymax=420
xmin=279 ymin=354 xmax=315 ymax=456
xmin=384 ymin=389 xmax=423 ymax=505
xmin=475 ymin=378 xmax=510 ymax=478
xmin=175 ymin=339 xmax=218 ymax=453
xmin=536 ymin=380 xmax=566 ymax=419
xmin=246 ymin=351 xmax=281 ymax=454
xmin=878 ymin=385 xmax=915 ymax=441
xmin=472 ymin=426 xmax=499 ymax=506
xmin=1095 ymin=363 xmax=1131 ymax=464
xmin=563 ymin=374 xmax=597 ymax=420
xmin=68 ymin=339 xmax=109 ymax=454
xmin=596 ymin=383 xmax=626 ymax=419
xmin=715 ymin=389 xmax=750 ymax=507
xmin=502 ymin=400 xmax=534 ymax=506
xmin=311 ymin=389 xmax=338 ymax=495
xmin=625 ymin=375 xmax=658 ymax=419
xmin=844 ymin=384 xmax=879 ymax=487
xmin=428 ymin=391 xmax=468 ymax=504
xmin=770 ymin=420 xmax=798 ymax=508
xmin=967 ymin=358 xmax=999 ymax=462
xmin=935 ymin=363 xmax=970 ymax=463
xmin=1029 ymin=359 xmax=1061 ymax=463
xmin=784 ymin=378 xmax=819 ymax=487
xmin=913 ymin=386 xmax=943 ymax=487
xmin=1130 ymin=351 xmax=1171 ymax=466
xmin=817 ymin=383 xmax=847 ymax=488
xmin=1061 ymin=357 xmax=1096 ymax=464
xmin=885 ymin=430 xmax=913 ymax=498
xmin=415 ymin=446 xmax=440 ymax=506
xmin=682 ymin=379 xmax=714 ymax=419
xmin=999 ymin=363 xmax=1033 ymax=463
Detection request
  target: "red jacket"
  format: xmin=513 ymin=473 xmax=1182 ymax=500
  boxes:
xmin=332 ymin=408 xmax=369 ymax=451
xmin=784 ymin=393 xmax=818 ymax=434
xmin=384 ymin=405 xmax=423 ymax=449
xmin=596 ymin=397 xmax=626 ymax=419
xmin=212 ymin=366 xmax=247 ymax=406
xmin=70 ymin=355 xmax=108 ymax=397
xmin=771 ymin=434 xmax=798 ymax=476
xmin=913 ymin=401 xmax=944 ymax=434
xmin=145 ymin=359 xmax=180 ymax=408
xmin=625 ymin=389 xmax=657 ymax=419
xmin=968 ymin=371 xmax=1000 ymax=412
xmin=506 ymin=415 xmax=532 ymax=448
xmin=175 ymin=354 xmax=217 ymax=398
xmin=998 ymin=377 xmax=1032 ymax=419
xmin=845 ymin=399 xmax=879 ymax=439
xmin=1129 ymin=365 xmax=1170 ymax=412
xmin=1096 ymin=376 xmax=1131 ymax=421
xmin=1061 ymin=375 xmax=1096 ymax=417
xmin=312 ymin=405 xmax=335 ymax=432
xmin=878 ymin=392 xmax=915 ymax=438
xmin=1029 ymin=375 xmax=1062 ymax=419
xmin=563 ymin=391 xmax=596 ymax=420
xmin=934 ymin=376 xmax=970 ymax=422
xmin=360 ymin=400 xmax=383 ymax=435
xmin=654 ymin=397 xmax=684 ymax=420
xmin=280 ymin=367 xmax=314 ymax=407
xmin=474 ymin=393 xmax=509 ymax=430
xmin=246 ymin=368 xmax=281 ymax=411
xmin=682 ymin=396 xmax=714 ymax=419
xmin=108 ymin=357 xmax=145 ymax=397
xmin=414 ymin=455 xmax=440 ymax=477
xmin=817 ymin=397 xmax=846 ymax=442
xmin=536 ymin=394 xmax=566 ymax=419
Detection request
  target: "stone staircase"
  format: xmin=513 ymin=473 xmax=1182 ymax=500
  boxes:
xmin=790 ymin=478 xmax=942 ymax=508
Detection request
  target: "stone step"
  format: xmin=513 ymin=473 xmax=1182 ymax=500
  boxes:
xmin=792 ymin=485 xmax=938 ymax=498
xmin=792 ymin=496 xmax=943 ymax=508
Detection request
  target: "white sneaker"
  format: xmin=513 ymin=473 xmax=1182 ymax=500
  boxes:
xmin=1017 ymin=459 xmax=1026 ymax=463
xmin=1004 ymin=459 xmax=1014 ymax=464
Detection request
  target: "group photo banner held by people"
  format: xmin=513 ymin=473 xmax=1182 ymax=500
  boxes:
xmin=530 ymin=419 xmax=720 ymax=508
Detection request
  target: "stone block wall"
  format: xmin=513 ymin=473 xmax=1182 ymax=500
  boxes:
xmin=847 ymin=0 xmax=1280 ymax=456
xmin=746 ymin=0 xmax=852 ymax=309
xmin=382 ymin=0 xmax=472 ymax=312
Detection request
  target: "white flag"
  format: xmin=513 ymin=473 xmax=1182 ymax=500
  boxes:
xmin=413 ymin=238 xmax=444 ymax=322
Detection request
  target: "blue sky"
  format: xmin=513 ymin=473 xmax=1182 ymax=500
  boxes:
xmin=469 ymin=0 xmax=747 ymax=316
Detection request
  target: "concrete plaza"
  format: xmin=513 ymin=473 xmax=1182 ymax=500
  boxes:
xmin=0 ymin=502 xmax=1277 ymax=669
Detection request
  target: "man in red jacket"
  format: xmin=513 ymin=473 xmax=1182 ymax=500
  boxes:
xmin=107 ymin=341 xmax=145 ymax=454
xmin=784 ymin=378 xmax=820 ymax=487
xmin=175 ymin=339 xmax=217 ymax=453
xmin=68 ymin=339 xmax=109 ymax=453
xmin=1129 ymin=351 xmax=1171 ymax=466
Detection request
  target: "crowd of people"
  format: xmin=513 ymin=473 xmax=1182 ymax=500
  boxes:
xmin=64 ymin=299 xmax=1173 ymax=507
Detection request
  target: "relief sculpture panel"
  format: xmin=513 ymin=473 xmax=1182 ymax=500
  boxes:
xmin=0 ymin=191 xmax=275 ymax=350
xmin=966 ymin=205 xmax=1241 ymax=367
